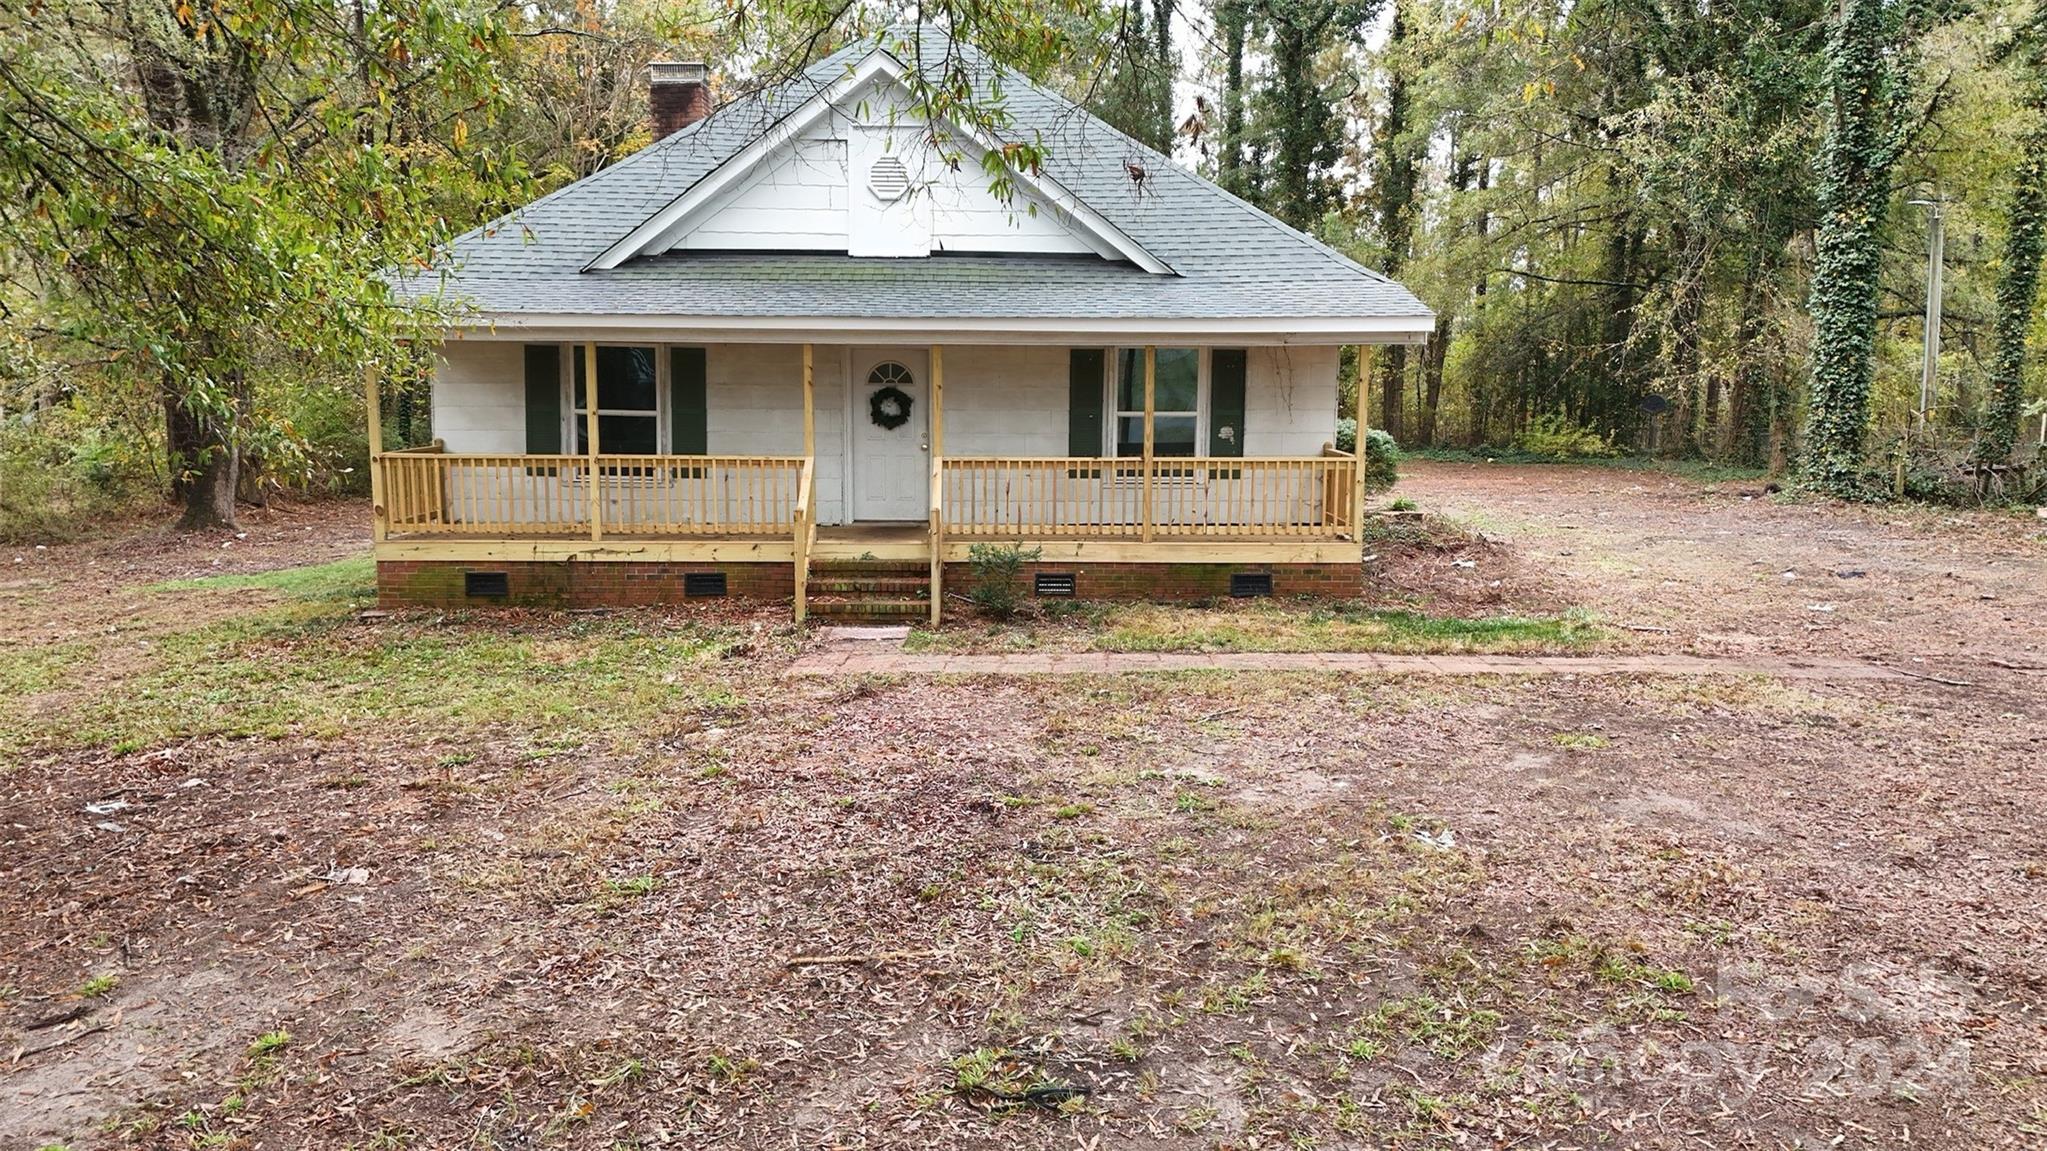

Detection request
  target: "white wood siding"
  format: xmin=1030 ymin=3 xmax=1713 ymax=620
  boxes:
xmin=1245 ymin=346 xmax=1341 ymax=456
xmin=672 ymin=138 xmax=848 ymax=252
xmin=936 ymin=345 xmax=1071 ymax=455
xmin=665 ymin=78 xmax=1097 ymax=259
xmin=425 ymin=341 xmax=1340 ymax=528
xmin=430 ymin=342 xmax=527 ymax=454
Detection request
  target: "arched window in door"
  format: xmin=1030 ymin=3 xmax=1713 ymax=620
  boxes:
xmin=868 ymin=360 xmax=914 ymax=388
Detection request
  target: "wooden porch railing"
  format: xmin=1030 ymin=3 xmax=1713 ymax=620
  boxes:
xmin=940 ymin=455 xmax=1361 ymax=539
xmin=792 ymin=457 xmax=817 ymax=622
xmin=378 ymin=452 xmax=809 ymax=537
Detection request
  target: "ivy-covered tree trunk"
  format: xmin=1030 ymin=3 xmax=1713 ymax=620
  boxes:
xmin=1802 ymin=0 xmax=1901 ymax=495
xmin=1217 ymin=0 xmax=1249 ymax=196
xmin=1730 ymin=249 xmax=1771 ymax=465
xmin=1266 ymin=18 xmax=1324 ymax=227
xmin=1372 ymin=0 xmax=1415 ymax=441
xmin=1977 ymin=121 xmax=2047 ymax=464
xmin=1669 ymin=221 xmax=1708 ymax=455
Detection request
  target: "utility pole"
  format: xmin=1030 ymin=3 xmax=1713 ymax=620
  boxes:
xmin=1908 ymin=198 xmax=1945 ymax=433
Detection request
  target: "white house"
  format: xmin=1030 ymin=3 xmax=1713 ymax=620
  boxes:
xmin=374 ymin=27 xmax=1433 ymax=619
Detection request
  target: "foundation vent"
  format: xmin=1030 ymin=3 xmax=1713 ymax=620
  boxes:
xmin=1034 ymin=572 xmax=1077 ymax=597
xmin=1229 ymin=572 xmax=1273 ymax=598
xmin=684 ymin=571 xmax=729 ymax=598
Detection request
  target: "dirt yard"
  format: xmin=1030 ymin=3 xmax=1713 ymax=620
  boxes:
xmin=2 ymin=463 xmax=2043 ymax=1150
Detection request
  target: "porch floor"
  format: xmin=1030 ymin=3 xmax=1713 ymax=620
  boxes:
xmin=375 ymin=525 xmax=1364 ymax=566
xmin=815 ymin=523 xmax=927 ymax=546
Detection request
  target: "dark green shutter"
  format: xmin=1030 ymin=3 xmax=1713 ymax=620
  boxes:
xmin=1067 ymin=349 xmax=1105 ymax=457
xmin=1209 ymin=349 xmax=1247 ymax=458
xmin=670 ymin=347 xmax=708 ymax=455
xmin=523 ymin=344 xmax=562 ymax=453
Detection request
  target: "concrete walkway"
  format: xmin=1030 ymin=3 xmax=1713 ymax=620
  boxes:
xmin=785 ymin=649 xmax=1918 ymax=680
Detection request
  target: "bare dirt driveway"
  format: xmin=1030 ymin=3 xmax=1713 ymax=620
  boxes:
xmin=2 ymin=466 xmax=2044 ymax=1151
xmin=1398 ymin=458 xmax=2047 ymax=668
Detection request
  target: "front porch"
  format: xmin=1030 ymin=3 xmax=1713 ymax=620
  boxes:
xmin=367 ymin=343 xmax=1371 ymax=621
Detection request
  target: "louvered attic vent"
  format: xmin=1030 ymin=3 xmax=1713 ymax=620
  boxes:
xmin=869 ymin=155 xmax=909 ymax=201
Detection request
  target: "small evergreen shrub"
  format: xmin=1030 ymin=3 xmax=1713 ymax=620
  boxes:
xmin=1335 ymin=420 xmax=1402 ymax=491
xmin=966 ymin=542 xmax=1042 ymax=620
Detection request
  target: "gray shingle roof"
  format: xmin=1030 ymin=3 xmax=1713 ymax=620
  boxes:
xmin=401 ymin=27 xmax=1432 ymax=332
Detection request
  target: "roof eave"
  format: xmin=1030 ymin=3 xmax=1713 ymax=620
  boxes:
xmin=434 ymin=311 xmax=1437 ymax=346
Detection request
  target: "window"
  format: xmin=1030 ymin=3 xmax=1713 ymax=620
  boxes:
xmin=571 ymin=345 xmax=660 ymax=455
xmin=1114 ymin=347 xmax=1199 ymax=457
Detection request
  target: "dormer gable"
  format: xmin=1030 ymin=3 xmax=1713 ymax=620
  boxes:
xmin=584 ymin=50 xmax=1172 ymax=273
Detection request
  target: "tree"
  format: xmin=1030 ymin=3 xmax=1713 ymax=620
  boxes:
xmin=0 ymin=0 xmax=521 ymax=528
xmin=1801 ymin=0 xmax=1923 ymax=494
xmin=1249 ymin=0 xmax=1380 ymax=228
xmin=1370 ymin=0 xmax=1419 ymax=440
xmin=1095 ymin=0 xmax=1176 ymax=150
xmin=1978 ymin=4 xmax=2047 ymax=465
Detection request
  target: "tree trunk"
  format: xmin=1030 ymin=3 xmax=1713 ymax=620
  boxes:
xmin=1467 ymin=156 xmax=1491 ymax=446
xmin=1802 ymin=0 xmax=1899 ymax=494
xmin=1372 ymin=0 xmax=1416 ymax=443
xmin=178 ymin=434 xmax=241 ymax=530
xmin=1977 ymin=114 xmax=2047 ymax=464
xmin=1670 ymin=221 xmax=1708 ymax=455
xmin=1420 ymin=317 xmax=1450 ymax=445
xmin=1267 ymin=22 xmax=1320 ymax=227
xmin=164 ymin=371 xmax=243 ymax=531
xmin=1218 ymin=0 xmax=1247 ymax=196
xmin=1377 ymin=346 xmax=1408 ymax=442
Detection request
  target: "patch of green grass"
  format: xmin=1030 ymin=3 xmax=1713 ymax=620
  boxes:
xmin=76 ymin=973 xmax=118 ymax=998
xmin=247 ymin=1029 xmax=292 ymax=1060
xmin=151 ymin=554 xmax=376 ymax=602
xmin=11 ymin=605 xmax=758 ymax=756
xmin=1552 ymin=731 xmax=1611 ymax=750
xmin=1096 ymin=602 xmax=1607 ymax=655
xmin=604 ymin=875 xmax=659 ymax=898
xmin=0 ymin=640 xmax=93 ymax=697
xmin=1528 ymin=936 xmax=1695 ymax=995
xmin=1364 ymin=995 xmax=1502 ymax=1059
xmin=907 ymin=598 xmax=1605 ymax=656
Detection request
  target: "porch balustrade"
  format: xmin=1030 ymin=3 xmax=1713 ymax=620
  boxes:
xmin=938 ymin=452 xmax=1362 ymax=540
xmin=377 ymin=446 xmax=808 ymax=537
xmin=375 ymin=449 xmax=1362 ymax=542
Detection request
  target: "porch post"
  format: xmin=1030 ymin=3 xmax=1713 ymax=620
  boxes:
xmin=802 ymin=343 xmax=815 ymax=457
xmin=929 ymin=344 xmax=945 ymax=626
xmin=583 ymin=342 xmax=603 ymax=542
xmin=1353 ymin=345 xmax=1369 ymax=542
xmin=1141 ymin=344 xmax=1156 ymax=543
xmin=365 ymin=362 xmax=385 ymax=542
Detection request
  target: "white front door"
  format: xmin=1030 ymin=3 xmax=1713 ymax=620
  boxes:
xmin=850 ymin=347 xmax=929 ymax=521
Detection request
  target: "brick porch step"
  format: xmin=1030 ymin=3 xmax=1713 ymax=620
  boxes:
xmin=806 ymin=577 xmax=931 ymax=597
xmin=807 ymin=559 xmax=929 ymax=577
xmin=805 ymin=556 xmax=932 ymax=623
xmin=807 ymin=598 xmax=930 ymax=621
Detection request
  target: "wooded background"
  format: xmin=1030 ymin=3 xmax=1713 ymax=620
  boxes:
xmin=1 ymin=0 xmax=2042 ymax=533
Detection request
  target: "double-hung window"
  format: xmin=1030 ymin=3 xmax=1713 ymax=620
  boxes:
xmin=571 ymin=345 xmax=661 ymax=455
xmin=1114 ymin=347 xmax=1200 ymax=458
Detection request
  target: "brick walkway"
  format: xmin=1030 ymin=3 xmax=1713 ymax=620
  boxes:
xmin=784 ymin=649 xmax=1913 ymax=680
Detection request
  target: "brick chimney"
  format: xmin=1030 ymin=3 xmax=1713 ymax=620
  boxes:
xmin=648 ymin=61 xmax=712 ymax=140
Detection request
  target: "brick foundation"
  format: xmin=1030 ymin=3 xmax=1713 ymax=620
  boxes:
xmin=377 ymin=559 xmax=1360 ymax=610
xmin=945 ymin=561 xmax=1362 ymax=602
xmin=377 ymin=560 xmax=794 ymax=609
